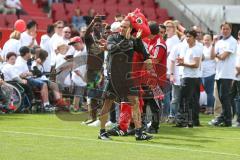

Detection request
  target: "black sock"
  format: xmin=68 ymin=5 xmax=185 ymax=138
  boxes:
xmin=100 ymin=129 xmax=106 ymax=134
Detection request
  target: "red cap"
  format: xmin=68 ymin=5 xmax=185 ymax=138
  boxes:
xmin=68 ymin=36 xmax=83 ymax=45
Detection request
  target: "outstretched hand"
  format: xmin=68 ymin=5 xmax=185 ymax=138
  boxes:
xmin=136 ymin=29 xmax=142 ymax=39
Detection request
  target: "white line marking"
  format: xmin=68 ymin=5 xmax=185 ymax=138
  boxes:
xmin=1 ymin=126 xmax=240 ymax=140
xmin=1 ymin=130 xmax=240 ymax=158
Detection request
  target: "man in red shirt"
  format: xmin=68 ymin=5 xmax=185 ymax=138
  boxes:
xmin=142 ymin=21 xmax=167 ymax=133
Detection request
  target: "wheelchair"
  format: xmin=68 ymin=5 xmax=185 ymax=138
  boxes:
xmin=0 ymin=82 xmax=25 ymax=113
xmin=4 ymin=81 xmax=32 ymax=113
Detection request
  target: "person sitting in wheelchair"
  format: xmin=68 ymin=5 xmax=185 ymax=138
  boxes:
xmin=1 ymin=52 xmax=33 ymax=108
xmin=31 ymin=48 xmax=68 ymax=108
xmin=14 ymin=46 xmax=54 ymax=112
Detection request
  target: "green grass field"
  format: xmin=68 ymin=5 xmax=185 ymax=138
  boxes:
xmin=0 ymin=113 xmax=240 ymax=160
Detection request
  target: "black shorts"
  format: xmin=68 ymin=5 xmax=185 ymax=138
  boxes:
xmin=103 ymin=79 xmax=139 ymax=100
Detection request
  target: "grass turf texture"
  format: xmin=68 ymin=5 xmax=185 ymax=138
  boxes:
xmin=0 ymin=114 xmax=240 ymax=160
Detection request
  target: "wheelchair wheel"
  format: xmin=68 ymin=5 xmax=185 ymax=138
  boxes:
xmin=1 ymin=83 xmax=22 ymax=112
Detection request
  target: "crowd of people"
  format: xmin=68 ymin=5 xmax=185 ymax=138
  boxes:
xmin=0 ymin=6 xmax=240 ymax=141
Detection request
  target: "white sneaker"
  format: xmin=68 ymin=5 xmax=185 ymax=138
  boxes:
xmin=105 ymin=121 xmax=117 ymax=129
xmin=88 ymin=120 xmax=100 ymax=127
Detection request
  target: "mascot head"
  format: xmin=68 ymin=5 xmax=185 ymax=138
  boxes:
xmin=126 ymin=8 xmax=151 ymax=38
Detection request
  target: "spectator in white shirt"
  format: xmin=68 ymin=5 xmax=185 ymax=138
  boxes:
xmin=164 ymin=20 xmax=181 ymax=120
xmin=1 ymin=30 xmax=21 ymax=61
xmin=62 ymin=26 xmax=75 ymax=56
xmin=5 ymin=0 xmax=25 ymax=18
xmin=31 ymin=49 xmax=68 ymax=107
xmin=68 ymin=36 xmax=87 ymax=112
xmin=54 ymin=41 xmax=72 ymax=88
xmin=176 ymin=29 xmax=202 ymax=127
xmin=169 ymin=42 xmax=184 ymax=120
xmin=20 ymin=20 xmax=38 ymax=48
xmin=209 ymin=22 xmax=237 ymax=127
xmin=40 ymin=24 xmax=55 ymax=72
xmin=49 ymin=21 xmax=64 ymax=67
xmin=15 ymin=46 xmax=54 ymax=112
xmin=201 ymin=34 xmax=216 ymax=114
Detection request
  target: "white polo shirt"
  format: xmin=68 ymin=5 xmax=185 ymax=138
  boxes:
xmin=168 ymin=43 xmax=182 ymax=85
xmin=166 ymin=35 xmax=180 ymax=74
xmin=1 ymin=39 xmax=21 ymax=59
xmin=1 ymin=63 xmax=19 ymax=81
xmin=40 ymin=34 xmax=52 ymax=72
xmin=20 ymin=31 xmax=38 ymax=47
xmin=48 ymin=33 xmax=63 ymax=66
xmin=214 ymin=36 xmax=237 ymax=80
xmin=72 ymin=46 xmax=87 ymax=87
xmin=14 ymin=56 xmax=29 ymax=75
xmin=180 ymin=43 xmax=203 ymax=78
xmin=201 ymin=45 xmax=216 ymax=78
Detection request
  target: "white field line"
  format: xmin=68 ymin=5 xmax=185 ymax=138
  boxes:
xmin=1 ymin=126 xmax=240 ymax=141
xmin=0 ymin=130 xmax=240 ymax=158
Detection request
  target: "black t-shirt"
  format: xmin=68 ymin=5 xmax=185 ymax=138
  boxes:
xmin=106 ymin=33 xmax=148 ymax=98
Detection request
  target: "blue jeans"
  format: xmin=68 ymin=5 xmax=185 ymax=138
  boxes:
xmin=201 ymin=74 xmax=215 ymax=108
xmin=170 ymin=85 xmax=181 ymax=117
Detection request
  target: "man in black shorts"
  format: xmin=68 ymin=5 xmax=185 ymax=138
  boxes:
xmin=98 ymin=18 xmax=153 ymax=141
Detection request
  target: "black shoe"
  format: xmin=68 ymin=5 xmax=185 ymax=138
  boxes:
xmin=44 ymin=104 xmax=55 ymax=112
xmin=146 ymin=126 xmax=158 ymax=134
xmin=208 ymin=118 xmax=224 ymax=126
xmin=107 ymin=126 xmax=127 ymax=136
xmin=187 ymin=123 xmax=193 ymax=128
xmin=98 ymin=131 xmax=111 ymax=140
xmin=135 ymin=132 xmax=153 ymax=141
xmin=175 ymin=123 xmax=187 ymax=128
xmin=220 ymin=121 xmax=232 ymax=127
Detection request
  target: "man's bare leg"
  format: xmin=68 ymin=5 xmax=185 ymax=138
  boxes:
xmin=128 ymin=95 xmax=153 ymax=141
xmin=99 ymin=98 xmax=114 ymax=129
xmin=127 ymin=95 xmax=141 ymax=129
xmin=98 ymin=98 xmax=114 ymax=140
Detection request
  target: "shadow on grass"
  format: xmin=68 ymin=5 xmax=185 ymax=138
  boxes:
xmin=147 ymin=140 xmax=204 ymax=148
xmin=154 ymin=135 xmax=216 ymax=143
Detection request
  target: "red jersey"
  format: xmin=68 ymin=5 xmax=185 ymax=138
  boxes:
xmin=146 ymin=35 xmax=167 ymax=87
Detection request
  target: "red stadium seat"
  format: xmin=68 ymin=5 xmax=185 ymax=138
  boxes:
xmin=78 ymin=4 xmax=92 ymax=15
xmin=4 ymin=15 xmax=18 ymax=28
xmin=78 ymin=0 xmax=93 ymax=6
xmin=92 ymin=4 xmax=105 ymax=15
xmin=65 ymin=3 xmax=77 ymax=17
xmin=0 ymin=15 xmax=7 ymax=28
xmin=92 ymin=0 xmax=105 ymax=5
xmin=117 ymin=5 xmax=131 ymax=15
xmin=143 ymin=0 xmax=156 ymax=8
xmin=52 ymin=3 xmax=65 ymax=21
xmin=105 ymin=0 xmax=118 ymax=5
